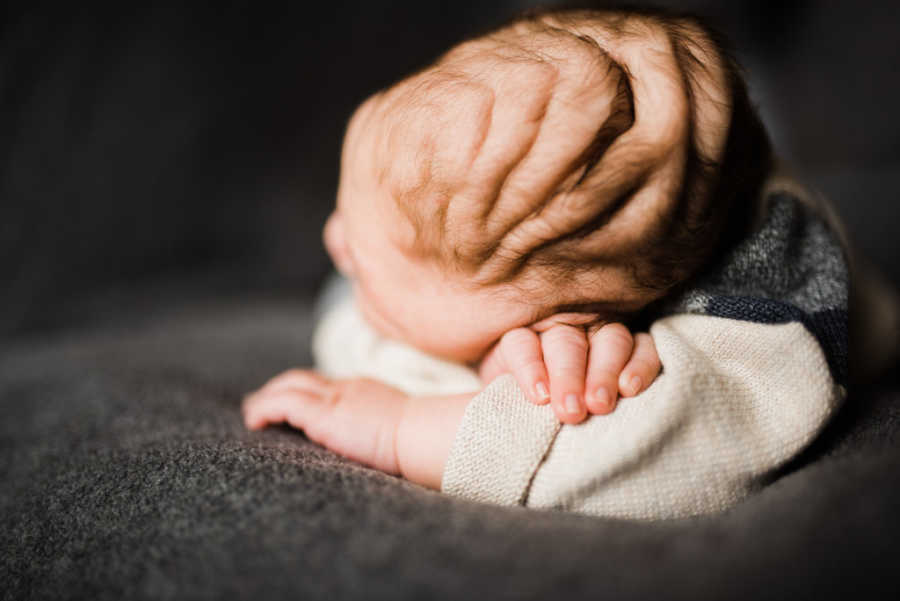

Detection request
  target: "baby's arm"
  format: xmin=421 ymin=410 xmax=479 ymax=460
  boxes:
xmin=242 ymin=369 xmax=468 ymax=489
xmin=244 ymin=320 xmax=662 ymax=488
xmin=478 ymin=322 xmax=661 ymax=425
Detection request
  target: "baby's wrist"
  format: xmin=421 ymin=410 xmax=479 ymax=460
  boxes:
xmin=394 ymin=393 xmax=472 ymax=490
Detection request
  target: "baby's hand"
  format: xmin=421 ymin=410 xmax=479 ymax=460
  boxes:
xmin=478 ymin=323 xmax=661 ymax=424
xmin=242 ymin=370 xmax=408 ymax=475
xmin=243 ymin=369 xmax=471 ymax=489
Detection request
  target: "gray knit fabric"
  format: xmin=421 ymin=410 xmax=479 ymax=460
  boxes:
xmin=2 ymin=291 xmax=899 ymax=600
xmin=671 ymin=194 xmax=848 ymax=315
xmin=663 ymin=191 xmax=849 ymax=383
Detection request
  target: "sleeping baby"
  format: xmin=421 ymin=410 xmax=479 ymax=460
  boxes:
xmin=242 ymin=9 xmax=855 ymax=519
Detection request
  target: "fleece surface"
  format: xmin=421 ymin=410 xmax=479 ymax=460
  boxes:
xmin=2 ymin=292 xmax=899 ymax=601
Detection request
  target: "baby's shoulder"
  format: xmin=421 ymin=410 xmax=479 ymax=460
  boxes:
xmin=658 ymin=173 xmax=850 ymax=383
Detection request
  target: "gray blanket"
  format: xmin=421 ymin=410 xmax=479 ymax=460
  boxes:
xmin=2 ymin=290 xmax=898 ymax=600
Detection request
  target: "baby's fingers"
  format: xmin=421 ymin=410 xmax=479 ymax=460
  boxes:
xmin=256 ymin=369 xmax=332 ymax=396
xmin=540 ymin=324 xmax=589 ymax=424
xmin=618 ymin=332 xmax=661 ymax=397
xmin=242 ymin=388 xmax=334 ymax=432
xmin=498 ymin=328 xmax=551 ymax=405
xmin=585 ymin=323 xmax=633 ymax=415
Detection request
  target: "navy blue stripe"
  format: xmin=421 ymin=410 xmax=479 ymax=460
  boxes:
xmin=704 ymin=295 xmax=848 ymax=385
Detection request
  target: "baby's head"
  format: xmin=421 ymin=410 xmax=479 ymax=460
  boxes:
xmin=325 ymin=10 xmax=771 ymax=363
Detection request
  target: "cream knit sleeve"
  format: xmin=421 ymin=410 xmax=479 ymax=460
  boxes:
xmin=441 ymin=313 xmax=844 ymax=520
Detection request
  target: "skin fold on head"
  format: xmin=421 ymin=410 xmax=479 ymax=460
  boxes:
xmin=324 ymin=10 xmax=770 ymax=364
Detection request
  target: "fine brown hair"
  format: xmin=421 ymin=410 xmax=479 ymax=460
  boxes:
xmin=364 ymin=7 xmax=772 ymax=316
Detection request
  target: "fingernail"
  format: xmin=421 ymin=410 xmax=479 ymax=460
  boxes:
xmin=564 ymin=393 xmax=581 ymax=415
xmin=593 ymin=387 xmax=610 ymax=407
xmin=535 ymin=382 xmax=550 ymax=402
xmin=629 ymin=376 xmax=642 ymax=395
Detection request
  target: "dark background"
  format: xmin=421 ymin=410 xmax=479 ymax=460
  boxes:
xmin=2 ymin=1 xmax=898 ymax=340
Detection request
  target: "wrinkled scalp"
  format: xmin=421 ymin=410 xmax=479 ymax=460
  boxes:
xmin=350 ymin=8 xmax=771 ymax=314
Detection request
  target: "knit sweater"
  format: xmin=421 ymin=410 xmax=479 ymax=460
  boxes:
xmin=312 ymin=175 xmax=885 ymax=520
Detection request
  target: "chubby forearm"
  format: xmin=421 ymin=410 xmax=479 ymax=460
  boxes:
xmin=395 ymin=393 xmax=470 ymax=489
xmin=242 ymin=369 xmax=473 ymax=490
